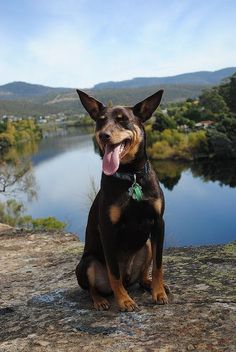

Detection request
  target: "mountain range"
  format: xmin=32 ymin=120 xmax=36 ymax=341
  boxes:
xmin=93 ymin=67 xmax=236 ymax=89
xmin=0 ymin=67 xmax=235 ymax=116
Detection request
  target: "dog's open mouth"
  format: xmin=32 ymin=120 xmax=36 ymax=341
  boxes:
xmin=102 ymin=139 xmax=131 ymax=176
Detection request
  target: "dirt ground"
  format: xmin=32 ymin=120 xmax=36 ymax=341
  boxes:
xmin=0 ymin=229 xmax=235 ymax=351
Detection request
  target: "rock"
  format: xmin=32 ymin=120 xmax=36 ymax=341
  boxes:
xmin=35 ymin=340 xmax=50 ymax=347
xmin=0 ymin=231 xmax=235 ymax=351
xmin=0 ymin=223 xmax=13 ymax=233
xmin=195 ymin=284 xmax=210 ymax=290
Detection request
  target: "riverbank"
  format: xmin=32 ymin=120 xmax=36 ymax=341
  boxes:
xmin=0 ymin=229 xmax=235 ymax=351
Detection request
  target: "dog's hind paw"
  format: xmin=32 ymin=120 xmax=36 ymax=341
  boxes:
xmin=93 ymin=298 xmax=110 ymax=311
xmin=140 ymin=280 xmax=171 ymax=295
xmin=164 ymin=283 xmax=171 ymax=295
xmin=139 ymin=278 xmax=152 ymax=291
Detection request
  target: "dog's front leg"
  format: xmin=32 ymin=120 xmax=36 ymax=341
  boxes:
xmin=151 ymin=218 xmax=168 ymax=304
xmin=107 ymin=267 xmax=138 ymax=312
xmin=99 ymin=220 xmax=138 ymax=311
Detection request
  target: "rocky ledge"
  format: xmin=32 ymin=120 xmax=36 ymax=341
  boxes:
xmin=0 ymin=229 xmax=235 ymax=352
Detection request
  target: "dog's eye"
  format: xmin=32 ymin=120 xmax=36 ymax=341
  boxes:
xmin=116 ymin=114 xmax=128 ymax=121
xmin=99 ymin=115 xmax=106 ymax=120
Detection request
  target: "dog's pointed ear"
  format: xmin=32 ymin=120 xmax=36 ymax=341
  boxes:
xmin=132 ymin=90 xmax=164 ymax=122
xmin=76 ymin=89 xmax=105 ymax=120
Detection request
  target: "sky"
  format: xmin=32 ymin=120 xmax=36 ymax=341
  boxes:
xmin=0 ymin=0 xmax=235 ymax=88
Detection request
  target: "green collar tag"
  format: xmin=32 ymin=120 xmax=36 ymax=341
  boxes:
xmin=128 ymin=174 xmax=143 ymax=202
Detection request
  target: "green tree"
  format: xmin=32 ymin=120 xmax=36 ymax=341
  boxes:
xmin=199 ymin=89 xmax=229 ymax=115
xmin=219 ymin=74 xmax=236 ymax=113
xmin=153 ymin=111 xmax=177 ymax=131
xmin=207 ymin=130 xmax=232 ymax=158
xmin=215 ymin=114 xmax=236 ymax=139
xmin=183 ymin=106 xmax=202 ymax=122
xmin=175 ymin=116 xmax=195 ymax=128
xmin=0 ymin=121 xmax=7 ymax=133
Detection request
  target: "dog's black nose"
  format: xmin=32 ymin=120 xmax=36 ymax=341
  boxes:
xmin=99 ymin=132 xmax=111 ymax=142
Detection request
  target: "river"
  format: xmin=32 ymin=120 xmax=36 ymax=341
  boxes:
xmin=2 ymin=127 xmax=236 ymax=247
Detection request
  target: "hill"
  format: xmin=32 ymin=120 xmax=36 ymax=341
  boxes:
xmin=93 ymin=67 xmax=236 ymax=89
xmin=0 ymin=84 xmax=208 ymax=116
xmin=0 ymin=81 xmax=71 ymax=100
xmin=0 ymin=67 xmax=235 ymax=116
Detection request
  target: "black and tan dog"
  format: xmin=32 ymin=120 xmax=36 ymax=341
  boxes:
xmin=75 ymin=89 xmax=169 ymax=311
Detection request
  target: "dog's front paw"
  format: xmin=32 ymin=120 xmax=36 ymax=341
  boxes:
xmin=152 ymin=289 xmax=168 ymax=305
xmin=118 ymin=297 xmax=138 ymax=312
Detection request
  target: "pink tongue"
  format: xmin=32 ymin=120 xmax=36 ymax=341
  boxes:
xmin=102 ymin=143 xmax=122 ymax=175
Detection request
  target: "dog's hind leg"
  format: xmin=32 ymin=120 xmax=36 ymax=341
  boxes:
xmin=76 ymin=255 xmax=112 ymax=310
xmin=123 ymin=240 xmax=152 ymax=288
xmin=151 ymin=218 xmax=168 ymax=304
xmin=86 ymin=260 xmax=112 ymax=310
xmin=137 ymin=240 xmax=170 ymax=294
xmin=139 ymin=239 xmax=153 ymax=290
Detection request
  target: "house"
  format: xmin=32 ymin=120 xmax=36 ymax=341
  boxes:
xmin=195 ymin=120 xmax=214 ymax=129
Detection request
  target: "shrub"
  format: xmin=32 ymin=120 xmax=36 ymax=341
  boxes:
xmin=147 ymin=129 xmax=208 ymax=160
xmin=188 ymin=130 xmax=209 ymax=153
xmin=147 ymin=140 xmax=173 ymax=159
xmin=31 ymin=217 xmax=66 ymax=231
xmin=0 ymin=132 xmax=15 ymax=147
xmin=0 ymin=120 xmax=42 ymax=150
xmin=0 ymin=199 xmax=66 ymax=231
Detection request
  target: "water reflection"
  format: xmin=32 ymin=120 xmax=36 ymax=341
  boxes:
xmin=92 ymin=135 xmax=236 ymax=190
xmin=152 ymin=161 xmax=187 ymax=190
xmin=0 ymin=142 xmax=38 ymax=201
xmin=31 ymin=127 xmax=94 ymax=166
xmin=152 ymin=159 xmax=236 ymax=190
xmin=191 ymin=160 xmax=236 ymax=188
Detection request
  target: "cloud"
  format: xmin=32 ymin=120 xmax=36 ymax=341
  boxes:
xmin=26 ymin=25 xmax=93 ymax=87
xmin=0 ymin=0 xmax=235 ymax=87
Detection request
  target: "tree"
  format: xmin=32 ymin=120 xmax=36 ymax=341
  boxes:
xmin=0 ymin=121 xmax=7 ymax=133
xmin=199 ymin=89 xmax=229 ymax=115
xmin=207 ymin=130 xmax=232 ymax=158
xmin=183 ymin=106 xmax=203 ymax=122
xmin=0 ymin=199 xmax=28 ymax=227
xmin=153 ymin=111 xmax=177 ymax=132
xmin=219 ymin=74 xmax=236 ymax=113
xmin=215 ymin=114 xmax=236 ymax=139
xmin=0 ymin=146 xmax=37 ymax=202
xmin=175 ymin=115 xmax=195 ymax=128
xmin=0 ymin=160 xmax=37 ymax=200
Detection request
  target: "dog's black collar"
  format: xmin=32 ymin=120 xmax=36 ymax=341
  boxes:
xmin=111 ymin=161 xmax=150 ymax=182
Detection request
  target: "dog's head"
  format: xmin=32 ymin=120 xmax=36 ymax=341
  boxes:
xmin=76 ymin=89 xmax=163 ymax=175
